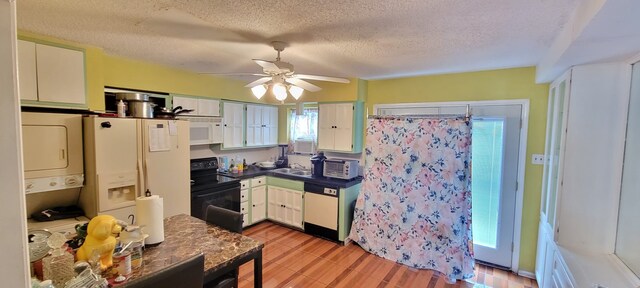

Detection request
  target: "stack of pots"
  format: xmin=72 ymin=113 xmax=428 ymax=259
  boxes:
xmin=115 ymin=93 xmax=155 ymax=118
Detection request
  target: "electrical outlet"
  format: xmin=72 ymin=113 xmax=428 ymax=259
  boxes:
xmin=532 ymin=154 xmax=545 ymax=165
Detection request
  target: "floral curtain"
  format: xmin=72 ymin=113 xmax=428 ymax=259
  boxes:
xmin=349 ymin=116 xmax=474 ymax=283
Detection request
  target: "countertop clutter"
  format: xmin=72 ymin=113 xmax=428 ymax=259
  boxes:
xmin=219 ymin=165 xmax=363 ymax=188
xmin=123 ymin=214 xmax=263 ymax=286
xmin=31 ymin=214 xmax=263 ymax=288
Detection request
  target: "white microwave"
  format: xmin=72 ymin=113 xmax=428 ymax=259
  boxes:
xmin=21 ymin=112 xmax=84 ymax=193
xmin=181 ymin=117 xmax=223 ymax=145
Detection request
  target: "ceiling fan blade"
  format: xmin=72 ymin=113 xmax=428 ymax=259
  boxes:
xmin=293 ymin=74 xmax=350 ymax=83
xmin=285 ymin=78 xmax=322 ymax=92
xmin=253 ymin=59 xmax=280 ymax=71
xmin=245 ymin=77 xmax=272 ymax=88
xmin=199 ymin=72 xmax=269 ymax=77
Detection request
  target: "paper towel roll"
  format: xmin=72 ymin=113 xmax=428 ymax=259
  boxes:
xmin=136 ymin=195 xmax=164 ymax=245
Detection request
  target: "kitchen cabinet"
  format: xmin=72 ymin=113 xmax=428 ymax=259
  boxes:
xmin=267 ymin=186 xmax=303 ymax=229
xmin=251 ymin=177 xmax=267 ymax=224
xmin=246 ymin=104 xmax=278 ymax=147
xmin=240 ymin=180 xmax=250 ymax=227
xmin=317 ymin=102 xmax=364 ymax=153
xmin=222 ymin=102 xmax=245 ymax=148
xmin=18 ymin=39 xmax=86 ymax=108
xmin=172 ymin=95 xmax=220 ymax=117
xmin=535 ymin=62 xmax=633 ymax=287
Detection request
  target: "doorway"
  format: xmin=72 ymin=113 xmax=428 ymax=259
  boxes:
xmin=375 ymin=100 xmax=528 ymax=270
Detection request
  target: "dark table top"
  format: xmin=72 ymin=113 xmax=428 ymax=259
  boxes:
xmin=219 ymin=166 xmax=363 ymax=188
xmin=123 ymin=214 xmax=263 ymax=284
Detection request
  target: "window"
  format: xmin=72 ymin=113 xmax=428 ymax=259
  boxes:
xmin=289 ymin=108 xmax=318 ymax=144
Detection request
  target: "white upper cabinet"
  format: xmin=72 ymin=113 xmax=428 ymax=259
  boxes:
xmin=17 ymin=40 xmax=37 ymax=101
xmin=318 ymin=102 xmax=363 ymax=152
xmin=222 ymin=102 xmax=245 ymax=148
xmin=246 ymin=104 xmax=278 ymax=147
xmin=197 ymin=99 xmax=220 ymax=116
xmin=172 ymin=96 xmax=198 ymax=116
xmin=18 ymin=40 xmax=86 ymax=107
xmin=172 ymin=96 xmax=220 ymax=117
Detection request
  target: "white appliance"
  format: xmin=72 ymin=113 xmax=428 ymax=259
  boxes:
xmin=304 ymin=182 xmax=339 ymax=241
xmin=323 ymin=158 xmax=359 ymax=180
xmin=293 ymin=138 xmax=316 ymax=154
xmin=21 ymin=112 xmax=84 ymax=193
xmin=80 ymin=116 xmax=190 ymax=221
xmin=180 ymin=116 xmax=223 ymax=145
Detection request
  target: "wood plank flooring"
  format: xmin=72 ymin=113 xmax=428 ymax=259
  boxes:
xmin=239 ymin=221 xmax=539 ymax=288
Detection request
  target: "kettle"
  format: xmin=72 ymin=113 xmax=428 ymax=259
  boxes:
xmin=310 ymin=152 xmax=327 ymax=177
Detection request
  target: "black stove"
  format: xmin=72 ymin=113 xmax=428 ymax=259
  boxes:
xmin=190 ymin=157 xmax=241 ymax=220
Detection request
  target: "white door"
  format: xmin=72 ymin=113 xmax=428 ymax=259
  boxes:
xmin=223 ymin=102 xmax=244 ymax=148
xmin=246 ymin=104 xmax=262 ymax=146
xmin=333 ymin=103 xmax=354 ymax=151
xmin=267 ymin=186 xmax=279 ymax=221
xmin=35 ymin=43 xmax=85 ymax=104
xmin=251 ymin=185 xmax=266 ymax=223
xmin=317 ymin=104 xmax=336 ymax=150
xmin=470 ymin=105 xmax=521 ymax=268
xmin=140 ymin=119 xmax=191 ymax=218
xmin=197 ymin=99 xmax=220 ymax=116
xmin=377 ymin=103 xmax=523 ymax=268
xmin=17 ymin=40 xmax=37 ymax=101
xmin=172 ymin=96 xmax=198 ymax=115
xmin=262 ymin=106 xmax=278 ymax=145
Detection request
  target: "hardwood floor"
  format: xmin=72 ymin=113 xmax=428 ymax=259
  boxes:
xmin=239 ymin=221 xmax=538 ymax=288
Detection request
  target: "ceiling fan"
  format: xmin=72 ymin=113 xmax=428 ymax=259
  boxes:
xmin=215 ymin=41 xmax=350 ymax=100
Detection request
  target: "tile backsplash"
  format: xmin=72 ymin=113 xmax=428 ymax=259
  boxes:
xmin=190 ymin=145 xmax=280 ymax=165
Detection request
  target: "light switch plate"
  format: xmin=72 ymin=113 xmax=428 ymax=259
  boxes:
xmin=532 ymin=154 xmax=545 ymax=165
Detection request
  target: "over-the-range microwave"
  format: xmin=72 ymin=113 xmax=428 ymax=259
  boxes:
xmin=21 ymin=112 xmax=84 ymax=193
xmin=179 ymin=116 xmax=223 ymax=145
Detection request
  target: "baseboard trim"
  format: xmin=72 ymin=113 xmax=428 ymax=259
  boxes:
xmin=517 ymin=270 xmax=536 ymax=279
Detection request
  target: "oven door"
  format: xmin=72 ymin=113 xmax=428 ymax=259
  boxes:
xmin=191 ymin=187 xmax=240 ymax=220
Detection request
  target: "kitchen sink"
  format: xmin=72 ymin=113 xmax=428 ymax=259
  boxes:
xmin=272 ymin=168 xmax=312 ymax=177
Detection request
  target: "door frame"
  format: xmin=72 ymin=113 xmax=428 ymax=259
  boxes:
xmin=374 ymin=99 xmax=530 ymax=273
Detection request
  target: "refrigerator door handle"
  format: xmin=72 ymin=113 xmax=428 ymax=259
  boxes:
xmin=137 ymin=159 xmax=144 ymax=197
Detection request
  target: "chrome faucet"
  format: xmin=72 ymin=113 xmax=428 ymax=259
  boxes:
xmin=290 ymin=163 xmax=307 ymax=170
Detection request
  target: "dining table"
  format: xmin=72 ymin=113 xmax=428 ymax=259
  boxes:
xmin=121 ymin=214 xmax=263 ymax=287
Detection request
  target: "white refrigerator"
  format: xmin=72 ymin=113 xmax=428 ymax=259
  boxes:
xmin=81 ymin=116 xmax=190 ymax=222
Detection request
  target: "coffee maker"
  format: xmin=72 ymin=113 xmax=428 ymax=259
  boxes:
xmin=310 ymin=152 xmax=327 ymax=177
xmin=275 ymin=145 xmax=288 ymax=168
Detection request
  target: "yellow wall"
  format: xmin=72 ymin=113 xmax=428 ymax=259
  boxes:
xmin=367 ymin=67 xmax=548 ymax=271
xmin=102 ymin=55 xmax=264 ymax=104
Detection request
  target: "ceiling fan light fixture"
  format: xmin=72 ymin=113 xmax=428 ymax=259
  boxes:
xmin=289 ymin=85 xmax=303 ymax=100
xmin=251 ymin=85 xmax=267 ymax=99
xmin=273 ymin=83 xmax=287 ymax=101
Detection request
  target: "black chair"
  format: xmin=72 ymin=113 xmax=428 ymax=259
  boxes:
xmin=204 ymin=205 xmax=243 ymax=288
xmin=125 ymin=253 xmax=204 ymax=288
xmin=205 ymin=205 xmax=243 ymax=233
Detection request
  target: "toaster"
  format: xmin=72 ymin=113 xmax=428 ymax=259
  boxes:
xmin=323 ymin=158 xmax=359 ymax=180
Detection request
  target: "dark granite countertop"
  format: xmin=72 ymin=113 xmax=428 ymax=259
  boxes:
xmin=122 ymin=214 xmax=263 ymax=285
xmin=219 ymin=166 xmax=363 ymax=188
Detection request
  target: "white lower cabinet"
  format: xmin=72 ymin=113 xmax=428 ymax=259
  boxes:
xmin=251 ymin=185 xmax=266 ymax=223
xmin=267 ymin=186 xmax=303 ymax=229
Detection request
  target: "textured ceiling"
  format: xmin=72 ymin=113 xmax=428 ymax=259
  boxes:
xmin=17 ymin=0 xmax=578 ymax=80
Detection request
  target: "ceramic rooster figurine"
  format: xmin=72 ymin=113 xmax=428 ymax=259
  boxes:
xmin=76 ymin=215 xmax=122 ymax=270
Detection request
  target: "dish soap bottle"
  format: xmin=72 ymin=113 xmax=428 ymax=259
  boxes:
xmin=42 ymin=233 xmax=74 ymax=288
xmin=117 ymin=100 xmax=126 ymax=118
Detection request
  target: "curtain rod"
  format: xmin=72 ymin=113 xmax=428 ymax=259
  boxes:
xmin=370 ymin=105 xmax=472 ymax=122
